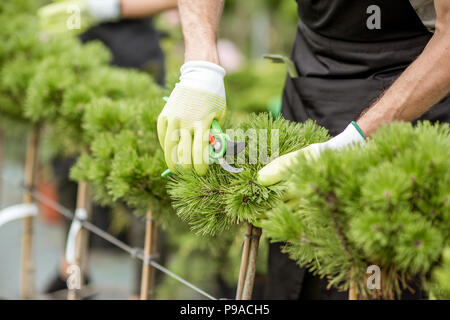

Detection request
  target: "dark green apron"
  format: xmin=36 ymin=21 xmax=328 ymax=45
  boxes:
xmin=266 ymin=0 xmax=449 ymax=299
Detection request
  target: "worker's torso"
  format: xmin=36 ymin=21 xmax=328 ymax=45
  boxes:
xmin=296 ymin=0 xmax=436 ymax=42
xmin=278 ymin=0 xmax=448 ymax=137
xmin=293 ymin=0 xmax=437 ymax=79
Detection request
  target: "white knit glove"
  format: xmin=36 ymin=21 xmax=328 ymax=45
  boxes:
xmin=157 ymin=61 xmax=227 ymax=175
xmin=258 ymin=122 xmax=366 ymax=187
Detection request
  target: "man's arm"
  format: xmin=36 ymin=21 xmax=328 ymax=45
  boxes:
xmin=39 ymin=0 xmax=178 ymax=34
xmin=357 ymin=0 xmax=450 ymax=136
xmin=121 ymin=0 xmax=177 ymax=18
xmin=157 ymin=0 xmax=227 ymax=175
xmin=178 ymin=0 xmax=224 ymax=64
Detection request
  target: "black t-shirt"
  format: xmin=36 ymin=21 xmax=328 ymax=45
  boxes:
xmin=295 ymin=0 xmax=430 ymax=42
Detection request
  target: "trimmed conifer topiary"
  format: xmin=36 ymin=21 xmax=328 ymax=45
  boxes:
xmin=428 ymin=247 xmax=450 ymax=299
xmin=262 ymin=121 xmax=450 ymax=299
xmin=167 ymin=113 xmax=330 ymax=236
xmin=69 ymin=94 xmax=179 ymax=226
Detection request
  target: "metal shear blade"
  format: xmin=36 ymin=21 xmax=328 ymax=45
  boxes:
xmin=226 ymin=140 xmax=247 ymax=156
xmin=218 ymin=157 xmax=244 ymax=174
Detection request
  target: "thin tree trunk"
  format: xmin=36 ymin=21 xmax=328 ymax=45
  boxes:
xmin=236 ymin=223 xmax=253 ymax=300
xmin=67 ymin=182 xmax=91 ymax=300
xmin=348 ymin=267 xmax=358 ymax=300
xmin=241 ymin=225 xmax=262 ymax=300
xmin=0 ymin=128 xmax=3 ymax=207
xmin=349 ymin=284 xmax=358 ymax=300
xmin=140 ymin=210 xmax=158 ymax=300
xmin=20 ymin=125 xmax=39 ymax=300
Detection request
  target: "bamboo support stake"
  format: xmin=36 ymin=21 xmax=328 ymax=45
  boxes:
xmin=0 ymin=129 xmax=3 ymax=206
xmin=241 ymin=226 xmax=262 ymax=300
xmin=140 ymin=210 xmax=158 ymax=300
xmin=67 ymin=182 xmax=91 ymax=300
xmin=348 ymin=267 xmax=358 ymax=300
xmin=236 ymin=223 xmax=253 ymax=300
xmin=150 ymin=216 xmax=159 ymax=296
xmin=20 ymin=125 xmax=39 ymax=300
xmin=349 ymin=283 xmax=358 ymax=300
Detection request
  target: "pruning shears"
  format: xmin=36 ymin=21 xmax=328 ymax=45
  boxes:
xmin=161 ymin=120 xmax=247 ymax=178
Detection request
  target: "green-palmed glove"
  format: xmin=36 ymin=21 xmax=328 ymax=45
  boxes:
xmin=157 ymin=61 xmax=227 ymax=176
xmin=38 ymin=0 xmax=121 ymax=34
xmin=257 ymin=122 xmax=366 ymax=199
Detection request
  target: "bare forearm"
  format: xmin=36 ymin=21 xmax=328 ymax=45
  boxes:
xmin=121 ymin=0 xmax=178 ymax=18
xmin=178 ymin=0 xmax=224 ymax=64
xmin=357 ymin=2 xmax=450 ymax=136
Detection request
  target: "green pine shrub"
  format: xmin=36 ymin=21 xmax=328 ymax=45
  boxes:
xmin=2 ymin=1 xmax=271 ymax=299
xmin=262 ymin=121 xmax=450 ymax=298
xmin=161 ymin=114 xmax=327 ymax=298
xmin=0 ymin=11 xmax=41 ymax=120
xmin=0 ymin=0 xmax=175 ymax=226
xmin=0 ymin=0 xmax=38 ymax=16
xmin=0 ymin=1 xmax=41 ymax=65
xmin=0 ymin=0 xmax=111 ymax=124
xmin=428 ymin=247 xmax=450 ymax=299
xmin=167 ymin=113 xmax=330 ymax=236
xmin=24 ymin=38 xmax=111 ymax=122
xmin=69 ymin=95 xmax=180 ymax=226
xmin=43 ymin=64 xmax=158 ymax=158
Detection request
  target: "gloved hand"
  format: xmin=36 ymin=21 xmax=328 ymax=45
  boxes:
xmin=257 ymin=122 xmax=366 ymax=198
xmin=157 ymin=61 xmax=227 ymax=176
xmin=38 ymin=0 xmax=121 ymax=34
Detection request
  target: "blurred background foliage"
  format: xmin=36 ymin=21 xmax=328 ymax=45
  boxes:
xmin=2 ymin=0 xmax=449 ymax=301
xmin=0 ymin=0 xmax=298 ymax=299
xmin=221 ymin=0 xmax=298 ymax=57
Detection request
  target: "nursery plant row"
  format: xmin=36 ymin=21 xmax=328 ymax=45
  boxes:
xmin=1 ymin=1 xmax=449 ymax=300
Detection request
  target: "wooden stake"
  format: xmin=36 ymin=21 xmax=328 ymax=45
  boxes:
xmin=140 ymin=210 xmax=158 ymax=300
xmin=241 ymin=226 xmax=262 ymax=300
xmin=67 ymin=182 xmax=91 ymax=300
xmin=236 ymin=223 xmax=253 ymax=300
xmin=0 ymin=128 xmax=3 ymax=207
xmin=349 ymin=283 xmax=358 ymax=300
xmin=20 ymin=125 xmax=39 ymax=300
xmin=348 ymin=267 xmax=358 ymax=300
